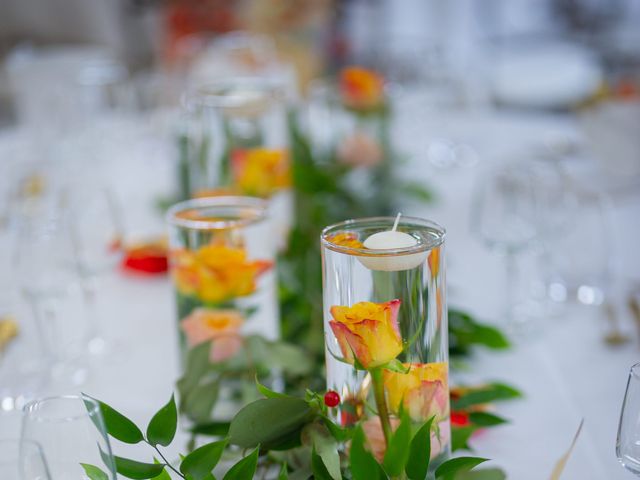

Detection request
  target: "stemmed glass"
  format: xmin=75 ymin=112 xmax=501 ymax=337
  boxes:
xmin=13 ymin=209 xmax=88 ymax=384
xmin=62 ymin=184 xmax=125 ymax=356
xmin=21 ymin=395 xmax=117 ymax=479
xmin=617 ymin=363 xmax=640 ymax=476
xmin=471 ymin=163 xmax=538 ymax=333
xmin=0 ymin=439 xmax=50 ymax=479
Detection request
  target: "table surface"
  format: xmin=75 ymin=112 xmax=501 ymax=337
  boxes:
xmin=1 ymin=103 xmax=639 ymax=479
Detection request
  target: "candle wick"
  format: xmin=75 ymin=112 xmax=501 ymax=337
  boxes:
xmin=392 ymin=212 xmax=402 ymax=232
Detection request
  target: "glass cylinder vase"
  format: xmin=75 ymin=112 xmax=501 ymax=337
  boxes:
xmin=176 ymin=78 xmax=293 ymax=247
xmin=321 ymin=216 xmax=449 ymax=468
xmin=167 ymin=196 xmax=279 ymax=370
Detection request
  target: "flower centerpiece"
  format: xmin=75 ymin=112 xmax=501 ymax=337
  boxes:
xmin=322 ymin=216 xmax=450 ymax=470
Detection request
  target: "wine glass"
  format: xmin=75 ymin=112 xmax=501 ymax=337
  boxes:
xmin=617 ymin=363 xmax=640 ymax=476
xmin=62 ymin=184 xmax=125 ymax=356
xmin=21 ymin=395 xmax=117 ymax=479
xmin=13 ymin=210 xmax=89 ymax=384
xmin=0 ymin=439 xmax=50 ymax=479
xmin=471 ymin=163 xmax=538 ymax=333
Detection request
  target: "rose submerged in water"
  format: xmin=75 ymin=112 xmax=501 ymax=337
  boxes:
xmin=171 ymin=243 xmax=272 ymax=304
xmin=329 ymin=299 xmax=402 ymax=369
xmin=180 ymin=308 xmax=244 ymax=362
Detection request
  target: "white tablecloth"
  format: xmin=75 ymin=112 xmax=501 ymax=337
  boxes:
xmin=1 ymin=105 xmax=639 ymax=479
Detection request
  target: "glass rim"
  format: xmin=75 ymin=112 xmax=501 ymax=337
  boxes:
xmin=22 ymin=394 xmax=100 ymax=423
xmin=321 ymin=216 xmax=446 ymax=256
xmin=188 ymin=76 xmax=285 ymax=109
xmin=166 ymin=196 xmax=268 ymax=230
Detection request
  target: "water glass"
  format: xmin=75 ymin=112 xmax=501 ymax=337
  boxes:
xmin=471 ymin=163 xmax=538 ymax=331
xmin=617 ymin=363 xmax=640 ymax=476
xmin=21 ymin=395 xmax=117 ymax=479
xmin=0 ymin=439 xmax=50 ymax=480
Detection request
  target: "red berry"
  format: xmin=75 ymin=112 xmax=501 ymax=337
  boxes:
xmin=324 ymin=391 xmax=340 ymax=408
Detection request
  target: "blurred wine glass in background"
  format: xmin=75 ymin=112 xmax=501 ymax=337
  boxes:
xmin=62 ymin=183 xmax=125 ymax=357
xmin=471 ymin=162 xmax=538 ymax=333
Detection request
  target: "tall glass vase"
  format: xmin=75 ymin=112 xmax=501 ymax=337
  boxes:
xmin=321 ymin=216 xmax=450 ymax=469
xmin=167 ymin=197 xmax=279 ymax=420
xmin=177 ymin=78 xmax=292 ymax=247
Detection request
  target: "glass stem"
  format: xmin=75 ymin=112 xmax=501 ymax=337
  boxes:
xmin=371 ymin=367 xmax=392 ymax=448
xmin=504 ymin=251 xmax=518 ymax=327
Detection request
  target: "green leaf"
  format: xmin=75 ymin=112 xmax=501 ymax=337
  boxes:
xmin=150 ymin=459 xmax=172 ymax=480
xmin=468 ymin=412 xmax=508 ymax=427
xmin=350 ymin=426 xmax=387 ymax=480
xmin=399 ymin=181 xmax=434 ymax=203
xmin=182 ymin=379 xmax=220 ymax=423
xmin=405 ymin=417 xmax=434 ymax=480
xmin=229 ymin=398 xmax=313 ymax=450
xmin=435 ymin=457 xmax=488 ymax=479
xmin=190 ymin=421 xmax=231 ymax=436
xmin=180 ymin=439 xmax=228 ymax=480
xmin=452 ymin=426 xmax=478 ymax=452
xmin=87 ymin=396 xmax=144 ymax=444
xmin=256 ymin=377 xmax=288 ymax=399
xmin=278 ymin=463 xmax=289 ymax=480
xmin=222 ymin=446 xmax=259 ymax=480
xmin=177 ymin=341 xmax=213 ymax=394
xmin=80 ymin=464 xmax=109 ymax=480
xmin=113 ymin=456 xmax=166 ymax=479
xmin=383 ymin=413 xmax=412 ymax=476
xmin=456 ymin=468 xmax=507 ymax=480
xmin=306 ymin=424 xmax=341 ymax=480
xmin=451 ymin=384 xmax=521 ymax=410
xmin=311 ymin=448 xmax=334 ymax=480
xmin=147 ymin=394 xmax=178 ymax=447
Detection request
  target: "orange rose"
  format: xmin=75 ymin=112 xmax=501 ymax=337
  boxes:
xmin=327 ymin=232 xmax=364 ymax=249
xmin=231 ymin=148 xmax=291 ymax=198
xmin=329 ymin=300 xmax=402 ymax=369
xmin=383 ymin=362 xmax=449 ymax=422
xmin=339 ymin=66 xmax=385 ymax=111
xmin=171 ymin=243 xmax=272 ymax=303
xmin=180 ymin=308 xmax=243 ymax=362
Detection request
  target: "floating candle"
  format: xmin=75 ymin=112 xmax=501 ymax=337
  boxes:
xmin=359 ymin=213 xmax=428 ymax=271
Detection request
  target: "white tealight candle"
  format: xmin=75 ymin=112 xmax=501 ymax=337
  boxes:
xmin=358 ymin=213 xmax=428 ymax=271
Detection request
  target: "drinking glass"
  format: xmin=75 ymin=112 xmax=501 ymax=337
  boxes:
xmin=617 ymin=363 xmax=640 ymax=476
xmin=21 ymin=395 xmax=117 ymax=479
xmin=0 ymin=439 xmax=50 ymax=480
xmin=13 ymin=212 xmax=89 ymax=384
xmin=62 ymin=184 xmax=125 ymax=356
xmin=471 ymin=163 xmax=538 ymax=332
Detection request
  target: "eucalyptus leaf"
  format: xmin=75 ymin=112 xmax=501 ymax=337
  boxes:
xmin=222 ymin=446 xmax=259 ymax=480
xmin=311 ymin=448 xmax=334 ymax=480
xmin=256 ymin=378 xmax=289 ymax=398
xmin=229 ymin=398 xmax=313 ymax=449
xmin=179 ymin=439 xmax=228 ymax=480
xmin=182 ymin=379 xmax=220 ymax=423
xmin=405 ymin=417 xmax=434 ymax=480
xmin=80 ymin=464 xmax=109 ymax=480
xmin=278 ymin=463 xmax=289 ymax=480
xmin=147 ymin=394 xmax=178 ymax=447
xmin=434 ymin=457 xmax=488 ymax=479
xmin=452 ymin=426 xmax=478 ymax=452
xmin=190 ymin=421 xmax=231 ymax=436
xmin=112 ymin=456 xmax=166 ymax=480
xmin=383 ymin=413 xmax=412 ymax=476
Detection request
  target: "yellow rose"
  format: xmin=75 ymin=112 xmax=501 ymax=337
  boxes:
xmin=329 ymin=299 xmax=402 ymax=369
xmin=231 ymin=148 xmax=291 ymax=198
xmin=170 ymin=244 xmax=272 ymax=303
xmin=383 ymin=362 xmax=449 ymax=422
